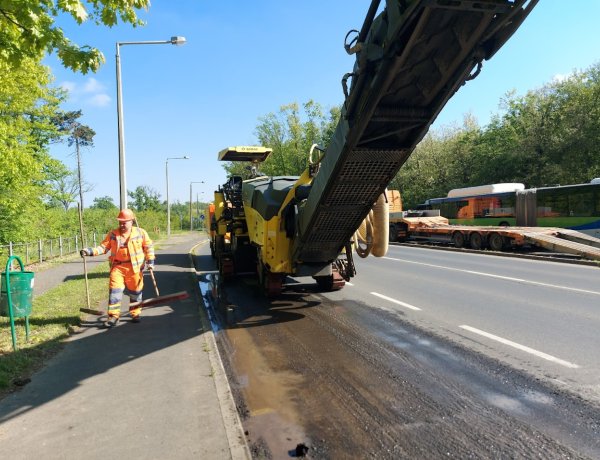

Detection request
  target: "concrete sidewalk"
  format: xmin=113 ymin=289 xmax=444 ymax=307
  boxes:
xmin=0 ymin=232 xmax=249 ymax=459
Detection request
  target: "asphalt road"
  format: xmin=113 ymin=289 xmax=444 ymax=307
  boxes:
xmin=196 ymin=243 xmax=600 ymax=458
xmin=332 ymin=245 xmax=600 ymax=404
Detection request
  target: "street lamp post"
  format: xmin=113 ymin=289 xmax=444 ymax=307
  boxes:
xmin=197 ymin=192 xmax=205 ymax=230
xmin=166 ymin=156 xmax=189 ymax=236
xmin=189 ymin=181 xmax=204 ymax=231
xmin=116 ymin=36 xmax=186 ymax=209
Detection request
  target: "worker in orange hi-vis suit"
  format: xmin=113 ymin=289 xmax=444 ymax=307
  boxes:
xmin=80 ymin=209 xmax=155 ymax=328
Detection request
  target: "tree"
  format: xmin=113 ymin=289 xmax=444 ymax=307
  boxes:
xmin=170 ymin=201 xmax=188 ymax=230
xmin=56 ymin=110 xmax=96 ymax=209
xmin=0 ymin=56 xmax=66 ymax=241
xmin=222 ymin=100 xmax=340 ymax=178
xmin=0 ymin=1 xmax=150 ymax=74
xmin=469 ymin=64 xmax=600 ymax=188
xmin=128 ymin=186 xmax=162 ymax=212
xmin=91 ymin=196 xmax=118 ymax=210
xmin=44 ymin=163 xmax=78 ymax=210
xmin=392 ymin=117 xmax=480 ymax=208
xmin=391 ymin=61 xmax=600 ymax=208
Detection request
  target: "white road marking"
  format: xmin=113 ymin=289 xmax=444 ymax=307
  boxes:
xmin=460 ymin=325 xmax=580 ymax=369
xmin=370 ymin=292 xmax=421 ymax=311
xmin=383 ymin=256 xmax=600 ymax=296
xmin=345 ymin=282 xmax=354 ymax=286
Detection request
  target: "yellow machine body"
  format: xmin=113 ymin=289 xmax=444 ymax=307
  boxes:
xmin=243 ymin=170 xmax=312 ymax=275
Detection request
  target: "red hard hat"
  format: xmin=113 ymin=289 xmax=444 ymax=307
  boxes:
xmin=117 ymin=209 xmax=135 ymax=222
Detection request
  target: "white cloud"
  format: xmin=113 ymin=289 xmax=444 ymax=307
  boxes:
xmin=89 ymin=93 xmax=111 ymax=107
xmin=57 ymin=77 xmax=111 ymax=107
xmin=83 ymin=77 xmax=105 ymax=93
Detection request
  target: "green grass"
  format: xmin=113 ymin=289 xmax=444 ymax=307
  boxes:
xmin=0 ymin=261 xmax=110 ymax=396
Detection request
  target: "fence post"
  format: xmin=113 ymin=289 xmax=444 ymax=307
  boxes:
xmin=9 ymin=241 xmax=13 ymax=256
xmin=75 ymin=234 xmax=79 ymax=253
xmin=26 ymin=243 xmax=30 ymax=264
xmin=49 ymin=239 xmax=53 ymax=258
xmin=59 ymin=236 xmax=63 ymax=257
xmin=38 ymin=239 xmax=43 ymax=263
xmin=93 ymin=233 xmax=97 ymax=246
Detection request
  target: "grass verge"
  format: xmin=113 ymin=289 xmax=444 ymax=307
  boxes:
xmin=0 ymin=261 xmax=110 ymax=398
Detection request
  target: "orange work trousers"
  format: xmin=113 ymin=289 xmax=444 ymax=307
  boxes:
xmin=107 ymin=263 xmax=144 ymax=318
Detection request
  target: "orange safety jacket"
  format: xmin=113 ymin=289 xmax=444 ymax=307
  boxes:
xmin=88 ymin=227 xmax=155 ymax=274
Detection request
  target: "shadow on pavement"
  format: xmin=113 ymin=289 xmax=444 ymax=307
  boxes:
xmin=0 ymin=250 xmax=202 ymax=424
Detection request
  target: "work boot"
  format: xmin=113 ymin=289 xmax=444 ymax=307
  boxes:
xmin=104 ymin=316 xmax=119 ymax=328
xmin=130 ymin=315 xmax=141 ymax=323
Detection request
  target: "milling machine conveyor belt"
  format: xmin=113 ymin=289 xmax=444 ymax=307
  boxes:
xmin=293 ymin=0 xmax=537 ymax=264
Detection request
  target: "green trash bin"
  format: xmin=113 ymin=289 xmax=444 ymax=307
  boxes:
xmin=1 ymin=270 xmax=35 ymax=317
xmin=1 ymin=256 xmax=34 ymax=351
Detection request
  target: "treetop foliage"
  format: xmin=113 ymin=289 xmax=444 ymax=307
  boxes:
xmin=222 ymin=100 xmax=341 ymax=180
xmin=227 ymin=64 xmax=600 ymax=212
xmin=395 ymin=62 xmax=600 ymax=208
xmin=0 ymin=57 xmax=66 ymax=241
xmin=0 ymin=0 xmax=150 ymax=74
xmin=91 ymin=196 xmax=117 ymax=210
xmin=128 ymin=186 xmax=162 ymax=212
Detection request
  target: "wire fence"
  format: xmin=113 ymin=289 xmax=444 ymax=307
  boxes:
xmin=0 ymin=233 xmax=99 ymax=270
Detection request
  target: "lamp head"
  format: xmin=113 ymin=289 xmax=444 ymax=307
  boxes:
xmin=170 ymin=36 xmax=186 ymax=45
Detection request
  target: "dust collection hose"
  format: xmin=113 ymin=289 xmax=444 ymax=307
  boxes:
xmin=354 ymin=191 xmax=389 ymax=258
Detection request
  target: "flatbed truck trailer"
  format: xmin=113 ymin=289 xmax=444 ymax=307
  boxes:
xmin=389 ymin=211 xmax=600 ymax=261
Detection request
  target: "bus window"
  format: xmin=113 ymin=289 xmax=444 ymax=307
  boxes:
xmin=537 ymin=191 xmax=567 ymax=217
xmin=569 ymin=190 xmax=594 ymax=216
xmin=444 ymin=200 xmax=466 ymax=219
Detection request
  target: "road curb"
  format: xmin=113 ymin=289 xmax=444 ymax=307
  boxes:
xmin=188 ymin=240 xmax=251 ymax=460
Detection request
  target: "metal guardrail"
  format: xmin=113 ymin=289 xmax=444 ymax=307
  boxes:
xmin=0 ymin=233 xmax=98 ymax=269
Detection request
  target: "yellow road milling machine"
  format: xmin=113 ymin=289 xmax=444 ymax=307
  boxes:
xmin=211 ymin=0 xmax=538 ymax=296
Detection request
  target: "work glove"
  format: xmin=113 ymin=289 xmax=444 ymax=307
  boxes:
xmin=80 ymin=249 xmax=91 ymax=257
xmin=145 ymin=261 xmax=155 ymax=270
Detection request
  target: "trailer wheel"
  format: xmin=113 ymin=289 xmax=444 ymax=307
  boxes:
xmin=452 ymin=231 xmax=466 ymax=248
xmin=469 ymin=232 xmax=485 ymax=250
xmin=488 ymin=232 xmax=505 ymax=251
xmin=389 ymin=223 xmax=398 ymax=242
xmin=397 ymin=223 xmax=408 ymax=243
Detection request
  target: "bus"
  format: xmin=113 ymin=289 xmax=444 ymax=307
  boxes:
xmin=421 ymin=180 xmax=600 ymax=238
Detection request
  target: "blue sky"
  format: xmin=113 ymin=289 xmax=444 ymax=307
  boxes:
xmin=47 ymin=1 xmax=600 ymax=208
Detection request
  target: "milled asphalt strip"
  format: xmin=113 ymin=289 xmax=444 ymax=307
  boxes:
xmin=460 ymin=325 xmax=580 ymax=369
xmin=382 ymin=256 xmax=600 ymax=296
xmin=189 ymin=240 xmax=251 ymax=460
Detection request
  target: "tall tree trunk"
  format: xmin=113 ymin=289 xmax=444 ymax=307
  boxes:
xmin=76 ymin=138 xmax=86 ymax=244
